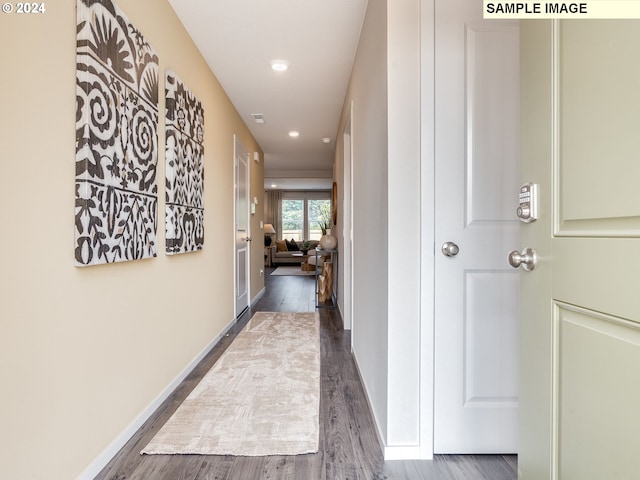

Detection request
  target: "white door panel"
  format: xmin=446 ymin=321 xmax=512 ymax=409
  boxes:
xmin=464 ymin=271 xmax=519 ymax=405
xmin=520 ymin=20 xmax=640 ymax=479
xmin=434 ymin=0 xmax=520 ymax=454
xmin=235 ymin=136 xmax=249 ymax=316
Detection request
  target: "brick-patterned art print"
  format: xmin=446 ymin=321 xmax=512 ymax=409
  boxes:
xmin=165 ymin=70 xmax=205 ymax=255
xmin=75 ymin=0 xmax=159 ymax=266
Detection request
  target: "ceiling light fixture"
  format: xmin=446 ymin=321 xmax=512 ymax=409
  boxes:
xmin=270 ymin=60 xmax=289 ymax=72
xmin=322 ymin=137 xmax=331 ymax=144
xmin=288 ymin=130 xmax=300 ymax=138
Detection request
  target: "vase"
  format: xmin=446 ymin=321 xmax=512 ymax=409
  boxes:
xmin=319 ymin=234 xmax=338 ymax=250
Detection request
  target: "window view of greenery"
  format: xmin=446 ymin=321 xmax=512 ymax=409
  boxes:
xmin=308 ymin=199 xmax=331 ymax=240
xmin=281 ymin=198 xmax=331 ymax=241
xmin=282 ymin=199 xmax=304 ymax=240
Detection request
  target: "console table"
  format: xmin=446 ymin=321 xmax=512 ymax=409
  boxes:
xmin=315 ymin=248 xmax=338 ymax=308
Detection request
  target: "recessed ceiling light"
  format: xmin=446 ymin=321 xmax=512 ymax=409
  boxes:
xmin=270 ymin=60 xmax=289 ymax=72
xmin=271 ymin=184 xmax=278 ymax=188
xmin=322 ymin=137 xmax=331 ymax=144
xmin=288 ymin=130 xmax=300 ymax=138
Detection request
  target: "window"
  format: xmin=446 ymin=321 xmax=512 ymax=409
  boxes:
xmin=307 ymin=199 xmax=330 ymax=240
xmin=281 ymin=199 xmax=304 ymax=241
xmin=281 ymin=192 xmax=331 ymax=241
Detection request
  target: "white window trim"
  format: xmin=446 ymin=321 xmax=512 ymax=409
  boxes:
xmin=281 ymin=191 xmax=331 ymax=240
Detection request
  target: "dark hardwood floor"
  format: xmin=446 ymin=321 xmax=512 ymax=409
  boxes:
xmin=95 ymin=266 xmax=517 ymax=480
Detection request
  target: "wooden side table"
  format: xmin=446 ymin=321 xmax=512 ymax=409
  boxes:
xmin=315 ymin=248 xmax=338 ymax=308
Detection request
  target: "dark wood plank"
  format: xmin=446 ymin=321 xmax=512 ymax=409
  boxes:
xmin=292 ymin=452 xmax=325 ymax=480
xmin=195 ymin=455 xmax=235 ymax=480
xmin=95 ymin=268 xmax=517 ymax=480
xmin=381 ymin=458 xmax=454 ymax=480
xmin=262 ymin=456 xmax=295 ymax=480
xmin=226 ymin=456 xmax=265 ymax=480
xmin=194 ymin=456 xmax=234 ymax=480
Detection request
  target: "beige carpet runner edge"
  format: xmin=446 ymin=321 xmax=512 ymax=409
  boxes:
xmin=141 ymin=311 xmax=320 ymax=456
xmin=270 ymin=266 xmax=315 ymax=276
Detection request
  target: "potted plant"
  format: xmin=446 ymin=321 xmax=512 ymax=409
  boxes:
xmin=318 ymin=203 xmax=332 ymax=235
xmin=300 ymin=240 xmax=311 ymax=255
xmin=318 ymin=206 xmax=337 ymax=250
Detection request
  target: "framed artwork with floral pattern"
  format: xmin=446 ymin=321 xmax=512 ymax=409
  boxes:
xmin=165 ymin=70 xmax=205 ymax=255
xmin=75 ymin=0 xmax=159 ymax=266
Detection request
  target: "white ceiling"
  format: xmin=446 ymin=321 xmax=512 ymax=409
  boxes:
xmin=167 ymin=0 xmax=369 ymax=190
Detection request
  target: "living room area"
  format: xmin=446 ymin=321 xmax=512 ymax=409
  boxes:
xmin=263 ymin=187 xmax=339 ymax=307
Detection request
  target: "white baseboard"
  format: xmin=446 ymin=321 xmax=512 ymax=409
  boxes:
xmin=351 ymin=348 xmax=387 ymax=457
xmin=351 ymin=347 xmax=432 ymax=461
xmin=250 ymin=287 xmax=265 ymax=306
xmin=76 ymin=316 xmax=237 ymax=480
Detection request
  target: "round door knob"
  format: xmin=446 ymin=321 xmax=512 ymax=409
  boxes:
xmin=508 ymin=247 xmax=537 ymax=271
xmin=442 ymin=242 xmax=460 ymax=257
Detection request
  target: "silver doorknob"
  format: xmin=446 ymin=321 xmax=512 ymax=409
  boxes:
xmin=508 ymin=247 xmax=537 ymax=271
xmin=442 ymin=242 xmax=460 ymax=257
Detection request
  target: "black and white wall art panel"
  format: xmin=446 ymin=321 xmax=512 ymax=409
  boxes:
xmin=75 ymin=0 xmax=159 ymax=266
xmin=165 ymin=70 xmax=205 ymax=255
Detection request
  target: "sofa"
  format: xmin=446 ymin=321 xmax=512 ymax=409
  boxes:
xmin=268 ymin=239 xmax=321 ymax=266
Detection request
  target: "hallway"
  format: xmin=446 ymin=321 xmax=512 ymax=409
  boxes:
xmin=95 ymin=268 xmax=517 ymax=479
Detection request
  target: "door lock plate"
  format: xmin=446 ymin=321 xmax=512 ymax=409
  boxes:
xmin=517 ymin=183 xmax=538 ymax=223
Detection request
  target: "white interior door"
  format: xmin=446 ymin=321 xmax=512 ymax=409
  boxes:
xmin=433 ymin=0 xmax=520 ymax=453
xmin=520 ymin=20 xmax=640 ymax=479
xmin=234 ymin=136 xmax=250 ymax=317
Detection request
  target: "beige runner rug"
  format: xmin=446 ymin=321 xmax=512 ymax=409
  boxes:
xmin=270 ymin=266 xmax=315 ymax=276
xmin=141 ymin=311 xmax=320 ymax=456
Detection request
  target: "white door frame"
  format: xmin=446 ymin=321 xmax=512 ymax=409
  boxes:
xmin=342 ymin=101 xmax=354 ymax=332
xmin=420 ymin=0 xmax=436 ymax=459
xmin=234 ymin=135 xmax=250 ymax=318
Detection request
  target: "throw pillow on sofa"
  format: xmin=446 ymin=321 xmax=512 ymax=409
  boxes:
xmin=285 ymin=239 xmax=300 ymax=251
xmin=275 ymin=240 xmax=287 ymax=252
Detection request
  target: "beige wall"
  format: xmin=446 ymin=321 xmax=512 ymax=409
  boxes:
xmin=0 ymin=1 xmax=263 ymax=478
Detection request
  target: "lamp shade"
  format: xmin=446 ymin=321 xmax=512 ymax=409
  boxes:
xmin=264 ymin=224 xmax=276 ymax=234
